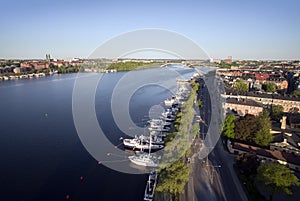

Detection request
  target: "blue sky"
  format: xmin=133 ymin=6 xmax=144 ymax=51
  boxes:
xmin=0 ymin=0 xmax=299 ymax=60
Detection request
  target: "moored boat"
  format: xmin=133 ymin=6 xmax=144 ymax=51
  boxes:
xmin=144 ymin=171 xmax=158 ymax=201
xmin=123 ymin=137 xmax=164 ymax=151
xmin=128 ymin=153 xmax=158 ymax=167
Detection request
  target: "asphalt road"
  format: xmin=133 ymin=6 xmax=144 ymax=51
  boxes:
xmin=182 ymin=73 xmax=248 ymax=201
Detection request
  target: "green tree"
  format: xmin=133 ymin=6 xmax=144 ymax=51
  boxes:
xmin=156 ymin=159 xmax=189 ymax=200
xmin=292 ymin=90 xmax=300 ymax=97
xmin=216 ymin=62 xmax=231 ymax=69
xmin=197 ymin=99 xmax=202 ymax=108
xmin=233 ymin=79 xmax=248 ymax=93
xmin=235 ymin=114 xmax=258 ymax=141
xmin=270 ymin=105 xmax=284 ymax=121
xmin=254 ymin=112 xmax=272 ymax=147
xmin=222 ymin=114 xmax=235 ymax=139
xmin=256 ymin=163 xmax=300 ymax=201
xmin=262 ymin=83 xmax=277 ymax=93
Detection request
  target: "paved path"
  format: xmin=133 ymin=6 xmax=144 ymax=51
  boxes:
xmin=181 ymin=137 xmax=225 ymax=201
xmin=181 ymin=74 xmax=248 ymax=201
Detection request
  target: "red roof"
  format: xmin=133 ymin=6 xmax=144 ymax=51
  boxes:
xmin=255 ymin=73 xmax=269 ymax=81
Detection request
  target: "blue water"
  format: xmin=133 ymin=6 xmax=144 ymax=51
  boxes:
xmin=0 ymin=66 xmax=196 ymax=201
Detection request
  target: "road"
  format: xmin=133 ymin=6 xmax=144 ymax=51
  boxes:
xmin=194 ymin=73 xmax=248 ymax=201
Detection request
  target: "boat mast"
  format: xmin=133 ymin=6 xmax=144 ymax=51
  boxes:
xmin=148 ymin=125 xmax=151 ymax=158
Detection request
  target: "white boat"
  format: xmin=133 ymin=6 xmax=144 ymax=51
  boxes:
xmin=123 ymin=137 xmax=164 ymax=151
xmin=148 ymin=126 xmax=170 ymax=132
xmin=164 ymin=96 xmax=180 ymax=106
xmin=129 ymin=131 xmax=159 ymax=167
xmin=149 ymin=135 xmax=165 ymax=145
xmin=148 ymin=119 xmax=172 ymax=127
xmin=149 ymin=121 xmax=171 ymax=130
xmin=137 ymin=134 xmax=165 ymax=145
xmin=161 ymin=111 xmax=175 ymax=119
xmin=128 ymin=153 xmax=158 ymax=167
xmin=159 ymin=116 xmax=175 ymax=122
xmin=150 ymin=131 xmax=167 ymax=138
xmin=144 ymin=171 xmax=158 ymax=201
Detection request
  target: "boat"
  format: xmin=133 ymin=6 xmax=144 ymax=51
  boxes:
xmin=159 ymin=116 xmax=175 ymax=123
xmin=149 ymin=135 xmax=165 ymax=145
xmin=148 ymin=119 xmax=172 ymax=127
xmin=161 ymin=112 xmax=175 ymax=119
xmin=137 ymin=134 xmax=165 ymax=145
xmin=149 ymin=121 xmax=171 ymax=130
xmin=148 ymin=126 xmax=170 ymax=132
xmin=128 ymin=131 xmax=159 ymax=167
xmin=150 ymin=131 xmax=167 ymax=138
xmin=164 ymin=96 xmax=180 ymax=106
xmin=123 ymin=137 xmax=164 ymax=151
xmin=128 ymin=152 xmax=158 ymax=167
xmin=144 ymin=171 xmax=158 ymax=201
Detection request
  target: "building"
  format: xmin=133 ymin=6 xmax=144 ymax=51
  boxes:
xmin=255 ymin=73 xmax=270 ymax=83
xmin=270 ymin=133 xmax=300 ymax=156
xmin=228 ymin=141 xmax=300 ymax=171
xmin=223 ymin=91 xmax=300 ymax=113
xmin=46 ymin=54 xmax=51 ymax=63
xmin=13 ymin=67 xmax=20 ymax=74
xmin=289 ymin=114 xmax=300 ymax=129
xmin=31 ymin=62 xmax=49 ymax=70
xmin=20 ymin=62 xmax=33 ymax=68
xmin=225 ymin=97 xmax=263 ymax=116
xmin=223 ymin=56 xmax=233 ymax=64
xmin=210 ymin=58 xmax=221 ymax=64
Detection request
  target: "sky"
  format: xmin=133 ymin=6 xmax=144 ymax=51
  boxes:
xmin=0 ymin=0 xmax=299 ymax=60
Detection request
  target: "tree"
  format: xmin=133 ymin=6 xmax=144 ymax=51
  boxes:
xmin=254 ymin=112 xmax=272 ymax=147
xmin=222 ymin=114 xmax=235 ymax=139
xmin=197 ymin=99 xmax=202 ymax=108
xmin=233 ymin=79 xmax=248 ymax=93
xmin=216 ymin=62 xmax=231 ymax=69
xmin=156 ymin=159 xmax=189 ymax=200
xmin=256 ymin=163 xmax=300 ymax=200
xmin=292 ymin=90 xmax=300 ymax=97
xmin=235 ymin=114 xmax=258 ymax=141
xmin=262 ymin=83 xmax=277 ymax=93
xmin=270 ymin=105 xmax=284 ymax=121
xmin=236 ymin=152 xmax=259 ymax=175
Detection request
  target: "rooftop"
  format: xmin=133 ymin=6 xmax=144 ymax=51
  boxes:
xmin=226 ymin=97 xmax=263 ymax=107
xmin=225 ymin=88 xmax=300 ymax=101
xmin=233 ymin=142 xmax=300 ymax=166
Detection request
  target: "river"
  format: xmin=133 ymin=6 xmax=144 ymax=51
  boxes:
xmin=0 ymin=66 xmax=198 ymax=201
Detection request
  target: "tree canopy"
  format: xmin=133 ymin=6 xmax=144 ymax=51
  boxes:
xmin=234 ymin=112 xmax=272 ymax=146
xmin=254 ymin=112 xmax=273 ymax=147
xmin=107 ymin=61 xmax=145 ymax=71
xmin=270 ymin=105 xmax=284 ymax=121
xmin=236 ymin=152 xmax=259 ymax=175
xmin=222 ymin=114 xmax=235 ymax=139
xmin=262 ymin=83 xmax=277 ymax=93
xmin=156 ymin=159 xmax=189 ymax=199
xmin=256 ymin=163 xmax=300 ymax=199
xmin=233 ymin=79 xmax=248 ymax=93
xmin=292 ymin=90 xmax=300 ymax=97
xmin=235 ymin=114 xmax=257 ymax=141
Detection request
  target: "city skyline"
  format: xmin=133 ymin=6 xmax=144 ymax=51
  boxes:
xmin=1 ymin=0 xmax=299 ymax=60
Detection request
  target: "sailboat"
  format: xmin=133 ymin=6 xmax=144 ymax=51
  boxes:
xmin=128 ymin=152 xmax=158 ymax=167
xmin=128 ymin=129 xmax=159 ymax=167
